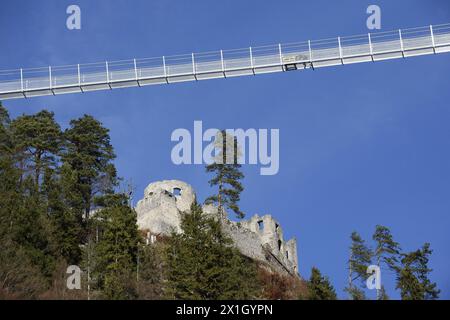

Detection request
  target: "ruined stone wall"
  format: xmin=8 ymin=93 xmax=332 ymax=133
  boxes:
xmin=238 ymin=214 xmax=298 ymax=275
xmin=135 ymin=180 xmax=299 ymax=276
xmin=221 ymin=220 xmax=265 ymax=262
xmin=140 ymin=180 xmax=196 ymax=212
xmin=136 ymin=180 xmax=196 ymax=234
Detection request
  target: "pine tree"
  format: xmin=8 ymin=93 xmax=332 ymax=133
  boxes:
xmin=63 ymin=115 xmax=117 ymax=219
xmin=345 ymin=286 xmax=366 ymax=300
xmin=345 ymin=232 xmax=372 ymax=300
xmin=59 ymin=162 xmax=86 ymax=247
xmin=42 ymin=166 xmax=82 ymax=264
xmin=0 ymin=105 xmax=57 ymax=288
xmin=165 ymin=201 xmax=258 ymax=299
xmin=10 ymin=110 xmax=62 ymax=188
xmin=90 ymin=194 xmax=140 ymax=300
xmin=136 ymin=242 xmax=164 ymax=299
xmin=0 ymin=105 xmax=144 ymax=299
xmin=0 ymin=103 xmax=16 ymax=236
xmin=372 ymin=225 xmax=400 ymax=299
xmin=307 ymin=267 xmax=337 ymax=300
xmin=0 ymin=102 xmax=12 ymax=154
xmin=395 ymin=243 xmax=440 ymax=300
xmin=0 ymin=105 xmax=48 ymax=298
xmin=205 ymin=130 xmax=245 ymax=219
xmin=62 ymin=115 xmax=118 ymax=298
xmin=378 ymin=285 xmax=389 ymax=300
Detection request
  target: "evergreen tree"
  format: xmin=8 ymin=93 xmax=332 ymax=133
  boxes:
xmin=0 ymin=103 xmax=16 ymax=236
xmin=372 ymin=225 xmax=400 ymax=299
xmin=0 ymin=102 xmax=12 ymax=153
xmin=62 ymin=115 xmax=118 ymax=295
xmin=307 ymin=267 xmax=337 ymax=300
xmin=137 ymin=242 xmax=165 ymax=299
xmin=165 ymin=201 xmax=258 ymax=299
xmin=0 ymin=105 xmax=48 ymax=298
xmin=42 ymin=166 xmax=82 ymax=264
xmin=63 ymin=115 xmax=117 ymax=219
xmin=90 ymin=194 xmax=140 ymax=300
xmin=59 ymin=162 xmax=87 ymax=247
xmin=345 ymin=286 xmax=366 ymax=300
xmin=0 ymin=105 xmax=56 ymax=286
xmin=378 ymin=285 xmax=389 ymax=300
xmin=345 ymin=232 xmax=372 ymax=300
xmin=205 ymin=130 xmax=245 ymax=219
xmin=0 ymin=105 xmax=147 ymax=299
xmin=0 ymin=237 xmax=48 ymax=298
xmin=395 ymin=243 xmax=440 ymax=300
xmin=10 ymin=110 xmax=62 ymax=188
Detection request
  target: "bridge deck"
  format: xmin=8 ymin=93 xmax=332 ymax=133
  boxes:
xmin=1 ymin=24 xmax=450 ymax=100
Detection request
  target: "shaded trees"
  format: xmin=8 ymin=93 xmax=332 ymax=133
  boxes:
xmin=395 ymin=243 xmax=440 ymax=300
xmin=136 ymin=241 xmax=165 ymax=299
xmin=307 ymin=267 xmax=337 ymax=300
xmin=90 ymin=194 xmax=140 ymax=300
xmin=345 ymin=232 xmax=372 ymax=300
xmin=165 ymin=201 xmax=258 ymax=299
xmin=0 ymin=105 xmax=124 ymax=298
xmin=372 ymin=225 xmax=401 ymax=300
xmin=10 ymin=110 xmax=62 ymax=188
xmin=63 ymin=115 xmax=117 ymax=219
xmin=345 ymin=226 xmax=440 ymax=300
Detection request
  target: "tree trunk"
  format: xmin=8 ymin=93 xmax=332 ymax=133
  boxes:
xmin=348 ymin=248 xmax=353 ymax=300
xmin=376 ymin=254 xmax=381 ymax=300
xmin=218 ymin=179 xmax=223 ymax=219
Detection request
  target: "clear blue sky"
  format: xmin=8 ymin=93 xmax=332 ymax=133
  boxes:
xmin=1 ymin=0 xmax=450 ymax=299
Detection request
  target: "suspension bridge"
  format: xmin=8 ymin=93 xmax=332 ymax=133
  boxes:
xmin=1 ymin=23 xmax=450 ymax=100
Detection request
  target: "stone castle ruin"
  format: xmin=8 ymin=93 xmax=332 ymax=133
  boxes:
xmin=136 ymin=180 xmax=299 ymax=276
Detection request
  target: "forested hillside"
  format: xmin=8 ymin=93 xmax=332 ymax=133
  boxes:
xmin=0 ymin=103 xmax=307 ymax=300
xmin=0 ymin=103 xmax=439 ymax=300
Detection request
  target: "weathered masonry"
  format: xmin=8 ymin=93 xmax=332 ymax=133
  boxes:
xmin=136 ymin=180 xmax=299 ymax=276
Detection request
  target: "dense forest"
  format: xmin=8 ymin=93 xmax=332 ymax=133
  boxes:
xmin=0 ymin=102 xmax=439 ymax=300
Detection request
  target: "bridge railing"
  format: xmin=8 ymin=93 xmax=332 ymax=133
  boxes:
xmin=1 ymin=23 xmax=450 ymax=100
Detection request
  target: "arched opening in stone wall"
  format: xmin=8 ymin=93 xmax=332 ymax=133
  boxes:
xmin=173 ymin=188 xmax=182 ymax=196
xmin=278 ymin=240 xmax=282 ymax=251
xmin=286 ymin=250 xmax=289 ymax=260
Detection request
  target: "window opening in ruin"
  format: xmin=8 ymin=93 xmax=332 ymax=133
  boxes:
xmin=286 ymin=251 xmax=289 ymax=259
xmin=173 ymin=187 xmax=182 ymax=196
xmin=278 ymin=240 xmax=282 ymax=251
xmin=257 ymin=220 xmax=264 ymax=231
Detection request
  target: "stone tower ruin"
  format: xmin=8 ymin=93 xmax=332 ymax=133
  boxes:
xmin=136 ymin=180 xmax=299 ymax=276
